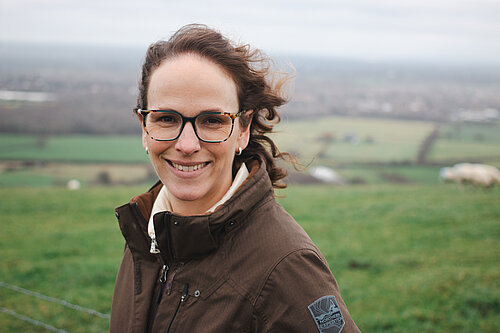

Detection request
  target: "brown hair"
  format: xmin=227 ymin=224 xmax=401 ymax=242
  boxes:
xmin=136 ymin=24 xmax=292 ymax=188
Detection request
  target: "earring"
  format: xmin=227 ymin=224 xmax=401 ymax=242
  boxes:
xmin=236 ymin=147 xmax=242 ymax=156
xmin=145 ymin=146 xmax=149 ymax=155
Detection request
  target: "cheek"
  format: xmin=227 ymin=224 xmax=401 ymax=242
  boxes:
xmin=147 ymin=139 xmax=171 ymax=156
xmin=211 ymin=142 xmax=237 ymax=164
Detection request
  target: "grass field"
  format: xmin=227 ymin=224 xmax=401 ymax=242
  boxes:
xmin=335 ymin=165 xmax=443 ymax=185
xmin=428 ymin=123 xmax=500 ymax=163
xmin=1 ymin=118 xmax=499 ymax=167
xmin=2 ymin=117 xmax=499 ymax=188
xmin=1 ymin=184 xmax=499 ymax=332
xmin=273 ymin=116 xmax=435 ymax=164
xmin=0 ymin=162 xmax=153 ymax=187
xmin=1 ymin=116 xmax=499 ymax=330
xmin=0 ymin=134 xmax=147 ymax=163
xmin=273 ymin=116 xmax=500 ymax=166
xmin=1 ymin=115 xmax=435 ymax=165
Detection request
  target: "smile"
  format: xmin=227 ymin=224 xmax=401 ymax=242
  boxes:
xmin=170 ymin=161 xmax=209 ymax=172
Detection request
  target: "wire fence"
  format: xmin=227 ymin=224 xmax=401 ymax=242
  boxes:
xmin=0 ymin=307 xmax=68 ymax=333
xmin=0 ymin=281 xmax=110 ymax=332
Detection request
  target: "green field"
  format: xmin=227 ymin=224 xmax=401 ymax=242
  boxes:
xmin=2 ymin=117 xmax=499 ymax=166
xmin=1 ymin=184 xmax=499 ymax=332
xmin=1 ymin=117 xmax=500 ymax=167
xmin=273 ymin=116 xmax=500 ymax=165
xmin=0 ymin=134 xmax=147 ymax=163
xmin=429 ymin=123 xmax=500 ymax=163
xmin=0 ymin=163 xmax=153 ymax=187
xmin=1 ymin=116 xmax=500 ymax=331
xmin=273 ymin=116 xmax=435 ymax=163
xmin=2 ymin=116 xmax=500 ymax=187
xmin=334 ymin=165 xmax=443 ymax=185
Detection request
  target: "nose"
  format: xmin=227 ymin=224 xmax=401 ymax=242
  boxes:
xmin=175 ymin=122 xmax=201 ymax=155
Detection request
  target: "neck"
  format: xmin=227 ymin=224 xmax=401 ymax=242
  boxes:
xmin=168 ymin=176 xmax=233 ymax=216
xmin=169 ymin=198 xmax=213 ymax=216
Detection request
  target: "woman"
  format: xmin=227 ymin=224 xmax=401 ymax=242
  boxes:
xmin=111 ymin=24 xmax=360 ymax=332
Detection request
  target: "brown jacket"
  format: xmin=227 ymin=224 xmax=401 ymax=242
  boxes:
xmin=111 ymin=160 xmax=360 ymax=332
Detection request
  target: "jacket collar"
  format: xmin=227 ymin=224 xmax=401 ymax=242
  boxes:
xmin=147 ymin=163 xmax=250 ymax=254
xmin=115 ymin=158 xmax=273 ymax=265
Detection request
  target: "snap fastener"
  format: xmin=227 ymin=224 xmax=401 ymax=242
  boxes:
xmin=115 ymin=211 xmax=119 ymax=219
xmin=194 ymin=290 xmax=201 ymax=297
xmin=173 ymin=220 xmax=179 ymax=226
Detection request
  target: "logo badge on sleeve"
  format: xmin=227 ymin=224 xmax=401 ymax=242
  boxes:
xmin=308 ymin=295 xmax=345 ymax=333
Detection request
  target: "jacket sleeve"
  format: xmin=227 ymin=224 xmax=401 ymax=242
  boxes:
xmin=253 ymin=249 xmax=360 ymax=333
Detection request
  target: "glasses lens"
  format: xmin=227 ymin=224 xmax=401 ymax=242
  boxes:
xmin=195 ymin=113 xmax=233 ymax=142
xmin=145 ymin=111 xmax=182 ymax=140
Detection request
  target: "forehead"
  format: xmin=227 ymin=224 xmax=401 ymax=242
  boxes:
xmin=147 ymin=54 xmax=239 ymax=112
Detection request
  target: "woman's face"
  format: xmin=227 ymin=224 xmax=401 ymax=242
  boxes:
xmin=143 ymin=54 xmax=250 ymax=215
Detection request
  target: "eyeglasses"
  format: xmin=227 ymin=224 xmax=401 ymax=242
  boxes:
xmin=138 ymin=109 xmax=243 ymax=143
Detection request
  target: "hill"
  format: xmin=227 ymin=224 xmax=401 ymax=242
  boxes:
xmin=1 ymin=184 xmax=498 ymax=332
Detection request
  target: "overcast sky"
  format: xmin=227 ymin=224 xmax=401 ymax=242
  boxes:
xmin=1 ymin=0 xmax=499 ymax=64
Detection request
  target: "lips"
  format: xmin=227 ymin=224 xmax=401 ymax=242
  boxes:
xmin=169 ymin=161 xmax=209 ymax=172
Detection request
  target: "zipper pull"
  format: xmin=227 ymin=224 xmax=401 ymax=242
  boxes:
xmin=156 ymin=265 xmax=169 ymax=305
xmin=150 ymin=234 xmax=160 ymax=254
xmin=181 ymin=283 xmax=189 ymax=302
xmin=160 ymin=264 xmax=168 ymax=283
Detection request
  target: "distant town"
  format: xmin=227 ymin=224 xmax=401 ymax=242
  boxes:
xmin=1 ymin=42 xmax=499 ymax=135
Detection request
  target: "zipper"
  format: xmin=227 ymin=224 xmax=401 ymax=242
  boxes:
xmin=138 ymin=208 xmax=182 ymax=332
xmin=156 ymin=264 xmax=169 ymax=304
xmin=147 ymin=264 xmax=169 ymax=333
xmin=167 ymin=283 xmax=189 ymax=333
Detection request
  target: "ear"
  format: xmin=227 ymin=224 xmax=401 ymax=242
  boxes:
xmin=137 ymin=113 xmax=148 ymax=150
xmin=237 ymin=110 xmax=253 ymax=150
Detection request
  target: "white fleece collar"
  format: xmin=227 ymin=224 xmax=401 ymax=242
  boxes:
xmin=148 ymin=163 xmax=249 ymax=253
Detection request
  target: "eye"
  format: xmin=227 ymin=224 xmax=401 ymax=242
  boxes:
xmin=206 ymin=116 xmax=224 ymax=125
xmin=198 ymin=114 xmax=226 ymax=128
xmin=151 ymin=113 xmax=181 ymax=126
xmin=158 ymin=115 xmax=177 ymax=123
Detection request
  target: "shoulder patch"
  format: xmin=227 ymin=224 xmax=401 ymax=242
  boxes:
xmin=308 ymin=295 xmax=345 ymax=333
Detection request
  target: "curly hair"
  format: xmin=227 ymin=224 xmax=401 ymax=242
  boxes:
xmin=135 ymin=24 xmax=293 ymax=189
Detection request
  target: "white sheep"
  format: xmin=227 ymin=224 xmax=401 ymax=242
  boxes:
xmin=440 ymin=163 xmax=500 ymax=188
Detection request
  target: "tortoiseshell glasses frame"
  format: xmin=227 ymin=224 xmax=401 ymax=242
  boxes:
xmin=137 ymin=109 xmax=243 ymax=143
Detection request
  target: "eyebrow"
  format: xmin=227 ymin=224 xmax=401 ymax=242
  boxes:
xmin=152 ymin=107 xmax=225 ymax=114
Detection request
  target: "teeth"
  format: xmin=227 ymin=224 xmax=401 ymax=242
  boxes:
xmin=171 ymin=162 xmax=207 ymax=172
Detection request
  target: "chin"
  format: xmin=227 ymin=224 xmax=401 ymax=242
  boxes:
xmin=174 ymin=193 xmax=202 ymax=202
xmin=168 ymin=186 xmax=206 ymax=202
